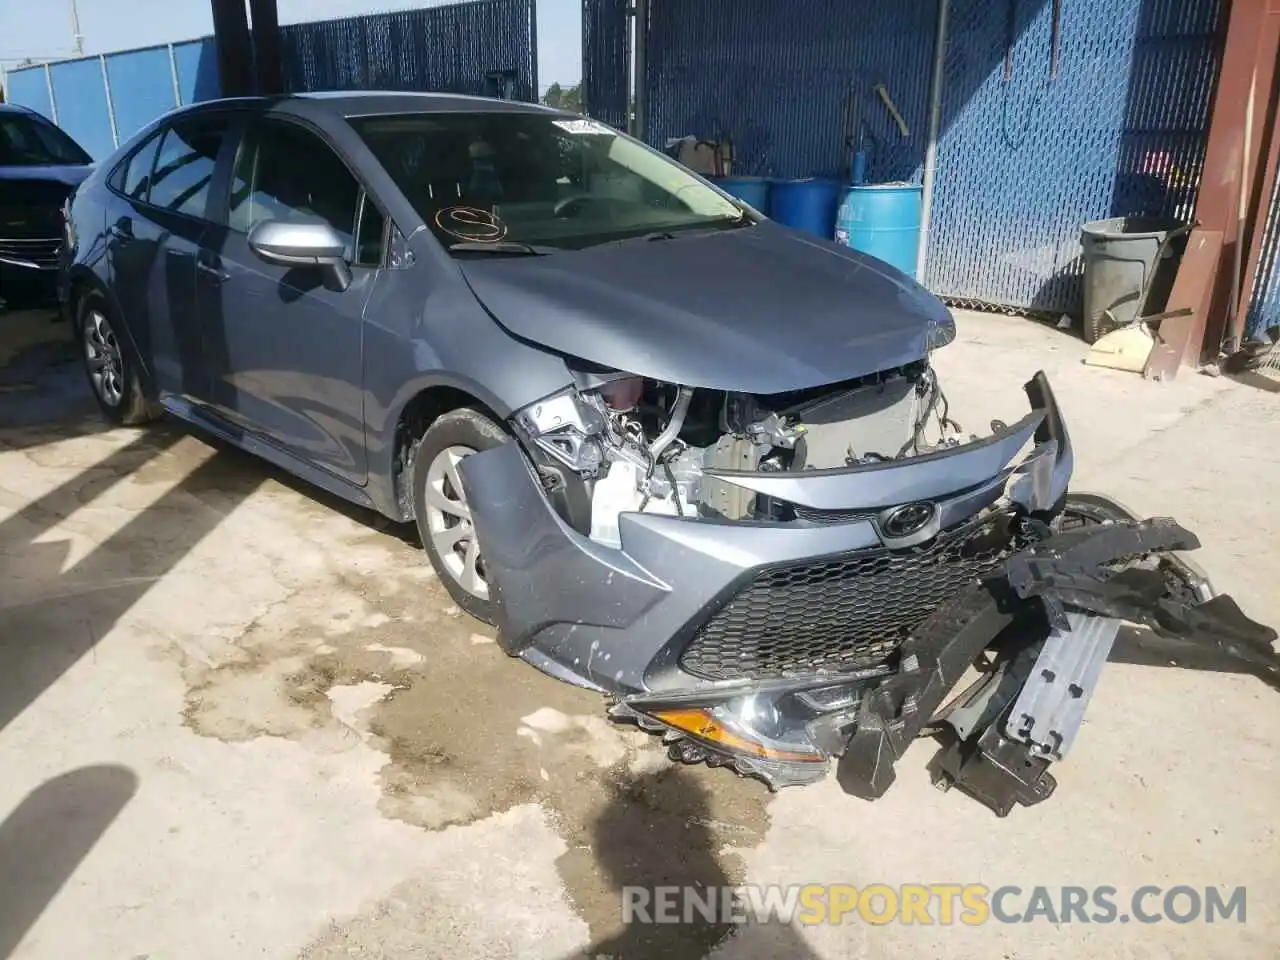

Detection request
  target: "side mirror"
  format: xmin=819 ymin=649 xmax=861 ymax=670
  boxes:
xmin=248 ymin=218 xmax=352 ymax=291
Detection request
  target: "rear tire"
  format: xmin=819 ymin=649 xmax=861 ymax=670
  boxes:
xmin=411 ymin=407 xmax=507 ymax=622
xmin=77 ymin=294 xmax=159 ymax=426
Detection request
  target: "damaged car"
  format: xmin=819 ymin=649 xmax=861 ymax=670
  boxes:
xmin=63 ymin=93 xmax=1279 ymax=816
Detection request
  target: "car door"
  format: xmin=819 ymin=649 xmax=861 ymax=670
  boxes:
xmin=104 ymin=115 xmax=232 ymax=401
xmin=199 ymin=116 xmax=384 ymax=485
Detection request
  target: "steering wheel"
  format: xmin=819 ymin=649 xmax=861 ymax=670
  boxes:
xmin=554 ymin=194 xmax=600 ymax=219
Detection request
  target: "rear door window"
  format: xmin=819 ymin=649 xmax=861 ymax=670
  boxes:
xmin=146 ymin=118 xmax=228 ymax=219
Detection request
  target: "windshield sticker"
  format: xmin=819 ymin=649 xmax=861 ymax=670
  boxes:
xmin=552 ymin=118 xmax=612 ymax=136
xmin=434 ymin=206 xmax=508 ymax=243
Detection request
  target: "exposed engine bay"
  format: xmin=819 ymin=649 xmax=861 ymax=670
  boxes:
xmin=515 ymin=360 xmax=969 ymax=544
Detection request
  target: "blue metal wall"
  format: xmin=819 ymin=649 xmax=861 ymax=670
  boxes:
xmin=5 ymin=66 xmax=55 ymax=119
xmin=171 ymin=38 xmax=222 ymax=107
xmin=6 ymin=40 xmax=222 ymax=160
xmin=3 ymin=0 xmax=534 ymax=160
xmin=587 ymin=0 xmax=1224 ymax=317
xmin=104 ymin=46 xmax=184 ymax=145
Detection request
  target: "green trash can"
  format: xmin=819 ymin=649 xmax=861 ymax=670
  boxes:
xmin=1080 ymin=217 xmax=1188 ymax=344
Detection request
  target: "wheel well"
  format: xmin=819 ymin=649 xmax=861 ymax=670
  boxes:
xmin=67 ymin=275 xmax=99 ymax=320
xmin=392 ymin=386 xmax=503 ymax=521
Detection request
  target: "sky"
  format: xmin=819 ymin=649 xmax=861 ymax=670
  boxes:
xmin=0 ymin=0 xmax=582 ymax=88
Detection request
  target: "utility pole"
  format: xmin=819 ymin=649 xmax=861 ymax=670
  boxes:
xmin=210 ymin=0 xmax=254 ymax=97
xmin=70 ymin=0 xmax=85 ymax=56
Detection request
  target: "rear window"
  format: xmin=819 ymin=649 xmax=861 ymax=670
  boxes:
xmin=114 ymin=132 xmax=163 ymax=201
xmin=0 ymin=111 xmax=91 ymax=166
xmin=146 ymin=120 xmax=227 ymax=218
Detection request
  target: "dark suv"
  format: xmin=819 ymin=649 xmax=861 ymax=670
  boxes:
xmin=0 ymin=102 xmax=92 ymax=308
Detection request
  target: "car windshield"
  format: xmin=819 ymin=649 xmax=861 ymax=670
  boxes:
xmin=0 ymin=111 xmax=91 ymax=167
xmin=351 ymin=112 xmax=748 ymax=253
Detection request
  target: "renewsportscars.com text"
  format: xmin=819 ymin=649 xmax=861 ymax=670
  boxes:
xmin=622 ymin=884 xmax=1247 ymax=926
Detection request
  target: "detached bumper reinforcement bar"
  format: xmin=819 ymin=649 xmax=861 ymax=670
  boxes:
xmin=836 ymin=518 xmax=1279 ymax=816
xmin=1007 ymin=611 xmax=1121 ymax=762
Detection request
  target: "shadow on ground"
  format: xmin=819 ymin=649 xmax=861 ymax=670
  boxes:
xmin=0 ymin=766 xmax=138 ymax=959
xmin=0 ymin=310 xmax=105 ymax=449
xmin=0 ymin=316 xmax=266 ymax=945
xmin=574 ymin=768 xmax=820 ymax=960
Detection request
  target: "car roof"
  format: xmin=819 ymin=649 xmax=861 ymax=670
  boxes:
xmin=178 ymin=90 xmax=565 ymax=120
xmin=0 ymin=102 xmax=33 ymax=115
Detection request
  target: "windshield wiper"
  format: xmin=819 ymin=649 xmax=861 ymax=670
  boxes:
xmin=596 ymin=230 xmax=681 ymax=248
xmin=448 ymin=241 xmax=558 ymax=256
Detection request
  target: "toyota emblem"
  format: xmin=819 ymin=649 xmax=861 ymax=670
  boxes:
xmin=880 ymin=502 xmax=937 ymax=539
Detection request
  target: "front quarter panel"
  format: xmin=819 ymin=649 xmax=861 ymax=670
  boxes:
xmin=61 ymin=175 xmax=109 ymax=313
xmin=361 ymin=233 xmax=576 ymax=513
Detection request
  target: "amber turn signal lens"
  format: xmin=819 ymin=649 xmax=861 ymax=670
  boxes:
xmin=652 ymin=708 xmax=823 ymax=763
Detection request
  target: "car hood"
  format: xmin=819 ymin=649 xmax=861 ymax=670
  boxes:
xmin=457 ymin=222 xmax=953 ymax=394
xmin=0 ymin=164 xmax=93 ymax=204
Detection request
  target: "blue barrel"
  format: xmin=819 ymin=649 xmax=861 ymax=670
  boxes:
xmin=713 ymin=176 xmax=771 ymax=214
xmin=770 ymin=178 xmax=843 ymax=239
xmin=835 ymin=183 xmax=924 ymax=278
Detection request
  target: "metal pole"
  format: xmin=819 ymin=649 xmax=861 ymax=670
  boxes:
xmin=633 ymin=0 xmax=648 ymax=142
xmin=44 ymin=62 xmax=58 ymax=123
xmin=209 ymin=0 xmax=255 ymax=98
xmin=167 ymin=43 xmax=182 ymax=106
xmin=248 ymin=0 xmax=283 ymax=95
xmin=70 ymin=0 xmax=85 ymax=57
xmin=100 ymin=53 xmax=118 ymax=147
xmin=917 ymin=0 xmax=950 ymax=282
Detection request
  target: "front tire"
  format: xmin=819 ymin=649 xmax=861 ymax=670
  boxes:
xmin=77 ymin=295 xmax=159 ymax=426
xmin=411 ymin=407 xmax=507 ymax=622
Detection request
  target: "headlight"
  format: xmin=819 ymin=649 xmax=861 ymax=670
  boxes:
xmin=61 ymin=197 xmax=77 ymax=248
xmin=650 ymin=703 xmax=824 ymax=764
xmin=928 ymin=311 xmax=957 ymax=350
xmin=612 ymin=668 xmax=895 ymax=788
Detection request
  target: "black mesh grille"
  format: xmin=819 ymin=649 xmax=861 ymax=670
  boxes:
xmin=679 ymin=510 xmax=1033 ymax=681
xmin=793 ymin=505 xmax=878 ymax=525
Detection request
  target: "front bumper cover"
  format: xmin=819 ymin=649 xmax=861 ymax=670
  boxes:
xmin=459 ymin=372 xmax=1073 ymax=694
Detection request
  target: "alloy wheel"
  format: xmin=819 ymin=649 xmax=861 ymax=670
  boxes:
xmin=424 ymin=444 xmax=487 ymax=599
xmin=84 ymin=308 xmax=124 ymax=408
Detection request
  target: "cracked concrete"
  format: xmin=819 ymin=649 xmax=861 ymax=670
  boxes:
xmin=1 ymin=308 xmax=1278 ymax=958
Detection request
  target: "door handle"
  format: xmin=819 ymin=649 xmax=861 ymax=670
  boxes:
xmin=196 ymin=261 xmax=232 ymax=283
xmin=108 ymin=221 xmax=133 ymax=241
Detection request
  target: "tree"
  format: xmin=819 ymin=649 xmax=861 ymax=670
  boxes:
xmin=559 ymin=84 xmax=582 ymax=114
xmin=542 ymin=82 xmax=582 ymax=115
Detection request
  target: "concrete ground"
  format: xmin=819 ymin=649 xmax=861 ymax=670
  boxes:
xmin=0 ymin=306 xmax=1277 ymax=959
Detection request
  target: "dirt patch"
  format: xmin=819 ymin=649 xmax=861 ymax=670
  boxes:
xmin=176 ymin=517 xmax=774 ymax=958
